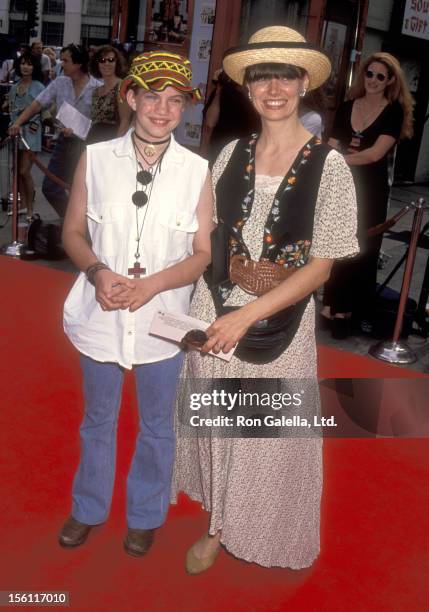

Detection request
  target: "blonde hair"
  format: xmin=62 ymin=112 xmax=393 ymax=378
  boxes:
xmin=348 ymin=52 xmax=414 ymax=139
xmin=43 ymin=47 xmax=57 ymax=64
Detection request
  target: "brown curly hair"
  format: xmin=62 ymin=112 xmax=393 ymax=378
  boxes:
xmin=89 ymin=45 xmax=128 ymax=79
xmin=348 ymin=52 xmax=414 ymax=140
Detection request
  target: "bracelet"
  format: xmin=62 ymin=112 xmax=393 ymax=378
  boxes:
xmin=86 ymin=262 xmax=110 ymax=286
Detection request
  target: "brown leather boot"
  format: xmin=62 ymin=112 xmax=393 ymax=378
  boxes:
xmin=123 ymin=528 xmax=155 ymax=557
xmin=58 ymin=516 xmax=93 ymax=548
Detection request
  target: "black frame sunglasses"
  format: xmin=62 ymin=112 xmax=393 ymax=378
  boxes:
xmin=365 ymin=69 xmax=387 ymax=82
xmin=98 ymin=56 xmax=116 ymax=64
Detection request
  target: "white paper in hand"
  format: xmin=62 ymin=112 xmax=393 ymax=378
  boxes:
xmin=149 ymin=311 xmax=235 ymax=361
xmin=56 ymin=101 xmax=92 ymax=140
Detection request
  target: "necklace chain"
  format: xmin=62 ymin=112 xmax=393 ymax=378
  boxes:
xmin=134 ymin=139 xmax=163 ymax=168
xmin=132 ymin=134 xmax=169 ymax=261
xmin=17 ymin=81 xmax=30 ymax=95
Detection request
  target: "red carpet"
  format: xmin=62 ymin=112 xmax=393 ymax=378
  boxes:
xmin=1 ymin=257 xmax=428 ymax=611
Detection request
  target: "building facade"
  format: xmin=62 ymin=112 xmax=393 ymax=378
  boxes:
xmin=0 ymin=0 xmax=427 ymax=181
xmin=0 ymin=0 xmax=113 ymax=47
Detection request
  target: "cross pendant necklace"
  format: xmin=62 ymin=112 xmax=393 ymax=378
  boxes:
xmin=128 ymin=261 xmax=146 ymax=278
xmin=129 ymin=161 xmax=156 ymax=279
xmin=129 ymin=134 xmax=167 ymax=279
xmin=129 ymin=203 xmax=149 ymax=278
xmin=129 ymin=206 xmax=148 ymax=278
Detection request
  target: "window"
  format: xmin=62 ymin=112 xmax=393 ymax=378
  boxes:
xmin=10 ymin=0 xmax=27 ymax=11
xmin=41 ymin=21 xmax=64 ymax=46
xmin=81 ymin=24 xmax=110 ymax=46
xmin=86 ymin=0 xmax=111 ymax=18
xmin=43 ymin=0 xmax=65 ymax=15
xmin=8 ymin=19 xmax=27 ymax=38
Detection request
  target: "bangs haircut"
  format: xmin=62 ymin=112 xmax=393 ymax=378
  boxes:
xmin=244 ymin=63 xmax=306 ymax=83
xmin=14 ymin=52 xmax=43 ymax=83
xmin=129 ymin=83 xmax=190 ymax=104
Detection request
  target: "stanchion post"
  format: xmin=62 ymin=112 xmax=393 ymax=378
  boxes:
xmin=369 ymin=198 xmax=427 ymax=364
xmin=392 ymin=201 xmax=424 ymax=342
xmin=11 ymin=134 xmax=19 ymax=242
xmin=0 ymin=134 xmax=25 ymax=258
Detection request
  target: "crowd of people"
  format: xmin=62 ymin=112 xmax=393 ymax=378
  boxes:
xmin=2 ymin=42 xmax=133 ymax=219
xmin=1 ymin=26 xmax=416 ymax=573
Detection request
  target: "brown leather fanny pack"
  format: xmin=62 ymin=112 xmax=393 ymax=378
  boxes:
xmin=212 ymin=257 xmax=307 ymax=364
xmin=229 ymin=254 xmax=296 ymax=296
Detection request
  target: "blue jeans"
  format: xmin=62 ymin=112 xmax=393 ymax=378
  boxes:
xmin=72 ymin=352 xmax=183 ymax=529
xmin=42 ymin=135 xmax=85 ymax=219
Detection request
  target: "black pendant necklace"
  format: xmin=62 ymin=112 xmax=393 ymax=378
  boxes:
xmin=136 ymin=168 xmax=152 ymax=186
xmin=132 ymin=189 xmax=148 ymax=208
xmin=129 ymin=134 xmax=169 ymax=277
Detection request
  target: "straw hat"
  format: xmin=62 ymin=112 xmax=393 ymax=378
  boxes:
xmin=223 ymin=26 xmax=331 ymax=90
xmin=119 ymin=51 xmax=202 ymax=102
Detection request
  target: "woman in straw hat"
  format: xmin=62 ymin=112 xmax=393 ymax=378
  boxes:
xmin=172 ymin=26 xmax=358 ymax=571
xmin=321 ymin=52 xmax=414 ymax=338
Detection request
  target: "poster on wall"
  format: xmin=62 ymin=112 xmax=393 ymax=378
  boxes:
xmin=144 ymin=0 xmax=192 ymax=54
xmin=402 ymin=0 xmax=429 ymax=41
xmin=175 ymin=0 xmax=216 ymax=147
xmin=200 ymin=4 xmax=215 ymax=25
xmin=321 ymin=20 xmax=348 ymax=100
xmin=197 ymin=38 xmax=212 ymax=61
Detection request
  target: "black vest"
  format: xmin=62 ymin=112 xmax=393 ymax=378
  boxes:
xmin=207 ymin=135 xmax=332 ymax=361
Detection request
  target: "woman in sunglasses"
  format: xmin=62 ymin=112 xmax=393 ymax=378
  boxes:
xmin=86 ymin=46 xmax=132 ymax=144
xmin=321 ymin=52 xmax=414 ymax=338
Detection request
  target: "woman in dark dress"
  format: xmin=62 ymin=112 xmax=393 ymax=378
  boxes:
xmin=321 ymin=52 xmax=414 ymax=338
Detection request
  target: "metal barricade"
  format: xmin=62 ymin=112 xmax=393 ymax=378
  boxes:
xmin=0 ymin=135 xmax=12 ymax=208
xmin=0 ymin=82 xmax=11 ymax=206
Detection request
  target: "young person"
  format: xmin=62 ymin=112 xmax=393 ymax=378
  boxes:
xmin=60 ymin=51 xmax=213 ymax=557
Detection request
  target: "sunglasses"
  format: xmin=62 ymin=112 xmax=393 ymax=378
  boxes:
xmin=99 ymin=56 xmax=116 ymax=64
xmin=132 ymin=169 xmax=153 ymax=207
xmin=365 ymin=69 xmax=387 ymax=82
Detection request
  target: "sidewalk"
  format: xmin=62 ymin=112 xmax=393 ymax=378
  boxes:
xmin=317 ymin=182 xmax=429 ymax=374
xmin=1 ymin=150 xmax=429 ymax=374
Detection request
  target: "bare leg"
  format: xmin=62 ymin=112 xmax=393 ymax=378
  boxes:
xmin=18 ymin=151 xmax=35 ymax=217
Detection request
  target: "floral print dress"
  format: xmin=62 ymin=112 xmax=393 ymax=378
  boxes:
xmin=171 ymin=139 xmax=358 ymax=568
xmin=86 ymin=82 xmax=120 ymax=145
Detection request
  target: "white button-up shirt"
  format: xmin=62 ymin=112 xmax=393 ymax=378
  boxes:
xmin=63 ymin=130 xmax=208 ymax=369
xmin=36 ymin=75 xmax=101 ymax=118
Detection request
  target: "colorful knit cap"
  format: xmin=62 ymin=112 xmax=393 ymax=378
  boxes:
xmin=119 ymin=51 xmax=202 ymax=102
